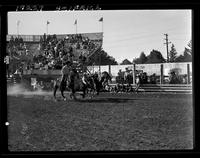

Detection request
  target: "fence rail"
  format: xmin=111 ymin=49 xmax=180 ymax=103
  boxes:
xmin=109 ymin=83 xmax=192 ymax=93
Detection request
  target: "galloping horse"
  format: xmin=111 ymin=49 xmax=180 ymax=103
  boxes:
xmin=53 ymin=68 xmax=98 ymax=100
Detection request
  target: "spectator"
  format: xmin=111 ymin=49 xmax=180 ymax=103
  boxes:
xmin=124 ymin=68 xmax=129 ymax=84
xmin=169 ymin=71 xmax=180 ymax=84
xmin=150 ymin=73 xmax=156 ymax=84
xmin=116 ymin=69 xmax=123 ymax=84
xmin=135 ymin=74 xmax=140 ymax=93
xmin=142 ymin=72 xmax=148 ymax=84
xmin=182 ymin=74 xmax=187 ymax=84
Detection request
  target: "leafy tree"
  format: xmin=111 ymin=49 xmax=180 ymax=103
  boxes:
xmin=183 ymin=40 xmax=192 ymax=61
xmin=174 ymin=52 xmax=192 ymax=62
xmin=174 ymin=54 xmax=185 ymax=62
xmin=132 ymin=52 xmax=147 ymax=64
xmin=175 ymin=40 xmax=192 ymax=62
xmin=145 ymin=49 xmax=166 ymax=63
xmin=120 ymin=59 xmax=132 ymax=65
xmin=87 ymin=49 xmax=118 ymax=65
xmin=132 ymin=57 xmax=140 ymax=64
xmin=99 ymin=50 xmax=118 ymax=65
xmin=185 ymin=40 xmax=192 ymax=55
xmin=169 ymin=44 xmax=177 ymax=62
xmin=183 ymin=50 xmax=192 ymax=62
xmin=139 ymin=52 xmax=147 ymax=64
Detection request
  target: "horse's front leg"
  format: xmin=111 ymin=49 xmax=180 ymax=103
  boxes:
xmin=80 ymin=84 xmax=87 ymax=99
xmin=61 ymin=89 xmax=66 ymax=101
xmin=53 ymin=84 xmax=58 ymax=101
xmin=81 ymin=89 xmax=86 ymax=99
xmin=70 ymin=87 xmax=76 ymax=100
xmin=90 ymin=88 xmax=96 ymax=99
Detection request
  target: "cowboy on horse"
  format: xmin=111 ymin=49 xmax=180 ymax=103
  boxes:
xmin=53 ymin=52 xmax=112 ymax=100
xmin=60 ymin=60 xmax=72 ymax=87
xmin=53 ymin=60 xmax=72 ymax=100
xmin=54 ymin=60 xmax=96 ymax=100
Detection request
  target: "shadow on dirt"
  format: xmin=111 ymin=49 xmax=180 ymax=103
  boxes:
xmin=76 ymin=97 xmax=138 ymax=103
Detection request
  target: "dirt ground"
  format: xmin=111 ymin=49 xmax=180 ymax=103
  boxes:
xmin=6 ymin=92 xmax=193 ymax=151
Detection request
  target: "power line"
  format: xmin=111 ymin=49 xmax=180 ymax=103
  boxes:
xmin=104 ymin=38 xmax=161 ymax=48
xmin=104 ymin=33 xmax=161 ymax=45
xmin=106 ymin=25 xmax=190 ymax=39
xmin=104 ymin=30 xmax=190 ymax=45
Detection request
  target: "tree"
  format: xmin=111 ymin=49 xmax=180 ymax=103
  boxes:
xmin=174 ymin=54 xmax=185 ymax=62
xmin=139 ymin=52 xmax=147 ymax=64
xmin=174 ymin=40 xmax=192 ymax=62
xmin=100 ymin=50 xmax=118 ymax=65
xmin=120 ymin=59 xmax=132 ymax=65
xmin=183 ymin=40 xmax=192 ymax=61
xmin=146 ymin=49 xmax=166 ymax=63
xmin=132 ymin=52 xmax=147 ymax=64
xmin=169 ymin=44 xmax=177 ymax=62
xmin=132 ymin=57 xmax=140 ymax=64
xmin=87 ymin=49 xmax=118 ymax=65
xmin=174 ymin=52 xmax=192 ymax=62
xmin=183 ymin=50 xmax=192 ymax=62
xmin=185 ymin=40 xmax=192 ymax=56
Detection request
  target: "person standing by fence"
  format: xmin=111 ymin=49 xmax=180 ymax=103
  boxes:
xmin=135 ymin=74 xmax=140 ymax=93
xmin=124 ymin=68 xmax=129 ymax=84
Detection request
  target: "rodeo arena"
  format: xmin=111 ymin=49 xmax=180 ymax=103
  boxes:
xmin=5 ymin=17 xmax=193 ymax=151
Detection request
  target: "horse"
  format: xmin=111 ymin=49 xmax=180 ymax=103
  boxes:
xmin=89 ymin=72 xmax=101 ymax=95
xmin=53 ymin=68 xmax=98 ymax=101
xmin=99 ymin=71 xmax=112 ymax=91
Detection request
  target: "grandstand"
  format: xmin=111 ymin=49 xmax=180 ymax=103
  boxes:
xmin=6 ymin=32 xmax=103 ymax=73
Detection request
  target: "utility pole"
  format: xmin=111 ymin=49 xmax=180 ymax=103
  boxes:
xmin=164 ymin=34 xmax=171 ymax=62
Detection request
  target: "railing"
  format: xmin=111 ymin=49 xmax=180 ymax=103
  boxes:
xmin=7 ymin=33 xmax=103 ymax=42
xmin=7 ymin=34 xmax=41 ymax=42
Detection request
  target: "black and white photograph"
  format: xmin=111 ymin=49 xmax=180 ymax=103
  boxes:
xmin=2 ymin=4 xmax=194 ymax=153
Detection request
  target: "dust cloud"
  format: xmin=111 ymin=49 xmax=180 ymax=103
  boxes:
xmin=7 ymin=84 xmax=49 ymax=96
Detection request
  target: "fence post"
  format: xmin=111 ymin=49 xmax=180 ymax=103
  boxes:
xmin=160 ymin=64 xmax=163 ymax=85
xmin=108 ymin=64 xmax=111 ymax=76
xmin=187 ymin=63 xmax=190 ymax=84
xmin=132 ymin=61 xmax=136 ymax=85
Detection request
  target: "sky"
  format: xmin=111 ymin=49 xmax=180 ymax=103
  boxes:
xmin=8 ymin=10 xmax=191 ymax=63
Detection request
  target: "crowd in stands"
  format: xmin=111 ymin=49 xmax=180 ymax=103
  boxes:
xmin=33 ymin=33 xmax=100 ymax=70
xmin=7 ymin=36 xmax=28 ymax=57
xmin=7 ymin=33 xmax=102 ymax=73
